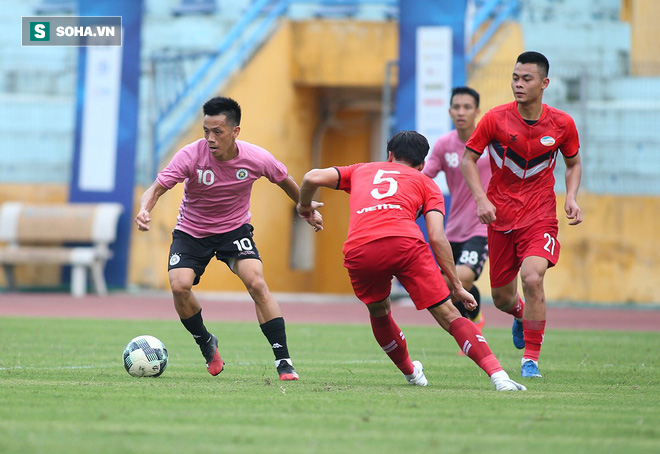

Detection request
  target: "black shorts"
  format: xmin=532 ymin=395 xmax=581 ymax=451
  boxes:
xmin=168 ymin=224 xmax=261 ymax=285
xmin=450 ymin=236 xmax=488 ymax=280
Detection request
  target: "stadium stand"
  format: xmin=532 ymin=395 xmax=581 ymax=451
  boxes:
xmin=172 ymin=0 xmax=217 ymax=16
xmin=313 ymin=0 xmax=359 ymax=18
xmin=33 ymin=0 xmax=76 ymax=15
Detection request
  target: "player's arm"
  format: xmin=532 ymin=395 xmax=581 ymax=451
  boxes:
xmin=422 ymin=141 xmax=442 ymax=178
xmin=277 ymin=174 xmax=324 ymax=231
xmin=276 ymin=174 xmax=303 ymax=204
xmin=563 ymin=154 xmax=583 ymax=225
xmin=425 ymin=210 xmax=477 ymax=310
xmin=135 ymin=181 xmax=168 ymax=232
xmin=297 ymin=168 xmax=338 ymax=223
xmin=461 ymin=149 xmax=496 ymax=224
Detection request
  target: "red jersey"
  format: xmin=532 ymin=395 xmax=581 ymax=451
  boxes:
xmin=466 ymin=102 xmax=579 ymax=231
xmin=335 ymin=161 xmax=445 ymax=254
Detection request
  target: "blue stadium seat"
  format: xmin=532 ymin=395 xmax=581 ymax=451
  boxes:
xmin=172 ymin=0 xmax=217 ymax=16
xmin=314 ymin=0 xmax=359 ymax=18
xmin=34 ymin=0 xmax=76 ymax=15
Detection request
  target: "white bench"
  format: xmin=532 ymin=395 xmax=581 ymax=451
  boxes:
xmin=0 ymin=202 xmax=123 ymax=297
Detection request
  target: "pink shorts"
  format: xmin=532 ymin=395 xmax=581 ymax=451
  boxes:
xmin=343 ymin=237 xmax=450 ymax=310
xmin=488 ymin=219 xmax=560 ymax=288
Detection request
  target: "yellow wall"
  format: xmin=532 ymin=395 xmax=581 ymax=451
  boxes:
xmin=468 ymin=22 xmax=524 ymax=114
xmin=291 ymin=20 xmax=398 ymax=86
xmin=624 ymin=0 xmax=660 ymax=75
xmin=474 ymin=193 xmax=660 ymax=305
xmin=548 ymin=193 xmax=660 ymax=303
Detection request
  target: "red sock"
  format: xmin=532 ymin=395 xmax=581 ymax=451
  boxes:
xmin=506 ymin=294 xmax=525 ymax=319
xmin=370 ymin=312 xmax=414 ymax=375
xmin=522 ymin=319 xmax=546 ymax=361
xmin=449 ymin=317 xmax=502 ymax=376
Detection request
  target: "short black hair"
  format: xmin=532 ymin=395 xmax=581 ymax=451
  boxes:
xmin=387 ymin=131 xmax=429 ymax=167
xmin=202 ymin=96 xmax=241 ymax=126
xmin=516 ymin=51 xmax=549 ymax=78
xmin=451 ymin=86 xmax=480 ymax=108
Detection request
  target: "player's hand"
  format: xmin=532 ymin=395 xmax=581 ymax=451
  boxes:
xmin=296 ymin=200 xmax=324 ymax=215
xmin=564 ymin=199 xmax=583 ymax=225
xmin=297 ymin=201 xmax=324 ymax=232
xmin=452 ymin=287 xmax=477 ymax=311
xmin=135 ymin=210 xmax=151 ymax=231
xmin=305 ymin=210 xmax=323 ymax=232
xmin=476 ymin=198 xmax=496 ymax=224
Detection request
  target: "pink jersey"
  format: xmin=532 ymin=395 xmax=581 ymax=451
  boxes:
xmin=156 ymin=138 xmax=288 ymax=237
xmin=423 ymin=129 xmax=491 ymax=242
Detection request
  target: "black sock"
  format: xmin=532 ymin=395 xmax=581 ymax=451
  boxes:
xmin=466 ymin=285 xmax=482 ymax=320
xmin=180 ymin=309 xmax=211 ymax=346
xmin=260 ymin=317 xmax=290 ymax=361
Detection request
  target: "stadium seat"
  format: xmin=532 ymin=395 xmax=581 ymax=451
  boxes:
xmin=313 ymin=0 xmax=358 ymax=18
xmin=34 ymin=0 xmax=76 ymax=15
xmin=172 ymin=0 xmax=217 ymax=16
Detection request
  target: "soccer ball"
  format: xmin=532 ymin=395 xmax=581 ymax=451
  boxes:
xmin=122 ymin=335 xmax=168 ymax=377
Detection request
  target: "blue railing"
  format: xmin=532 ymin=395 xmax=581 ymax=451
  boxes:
xmin=151 ymin=0 xmax=398 ymax=173
xmin=151 ymin=0 xmax=516 ymax=172
xmin=151 ymin=0 xmax=288 ymax=174
xmin=289 ymin=0 xmax=398 ymax=18
xmin=466 ymin=0 xmax=521 ymax=65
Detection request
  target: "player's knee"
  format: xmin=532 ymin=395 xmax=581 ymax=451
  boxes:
xmin=244 ymin=276 xmax=269 ymax=297
xmin=491 ymin=287 xmax=506 ymax=303
xmin=492 ymin=297 xmax=509 ymax=311
xmin=170 ymin=279 xmax=193 ymax=298
xmin=520 ymin=270 xmax=544 ymax=291
xmin=491 ymin=289 xmax=515 ymax=311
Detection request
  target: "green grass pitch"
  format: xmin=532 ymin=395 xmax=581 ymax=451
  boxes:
xmin=0 ymin=316 xmax=658 ymax=453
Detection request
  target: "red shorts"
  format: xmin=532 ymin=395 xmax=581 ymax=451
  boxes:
xmin=488 ymin=219 xmax=560 ymax=288
xmin=343 ymin=236 xmax=450 ymax=310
